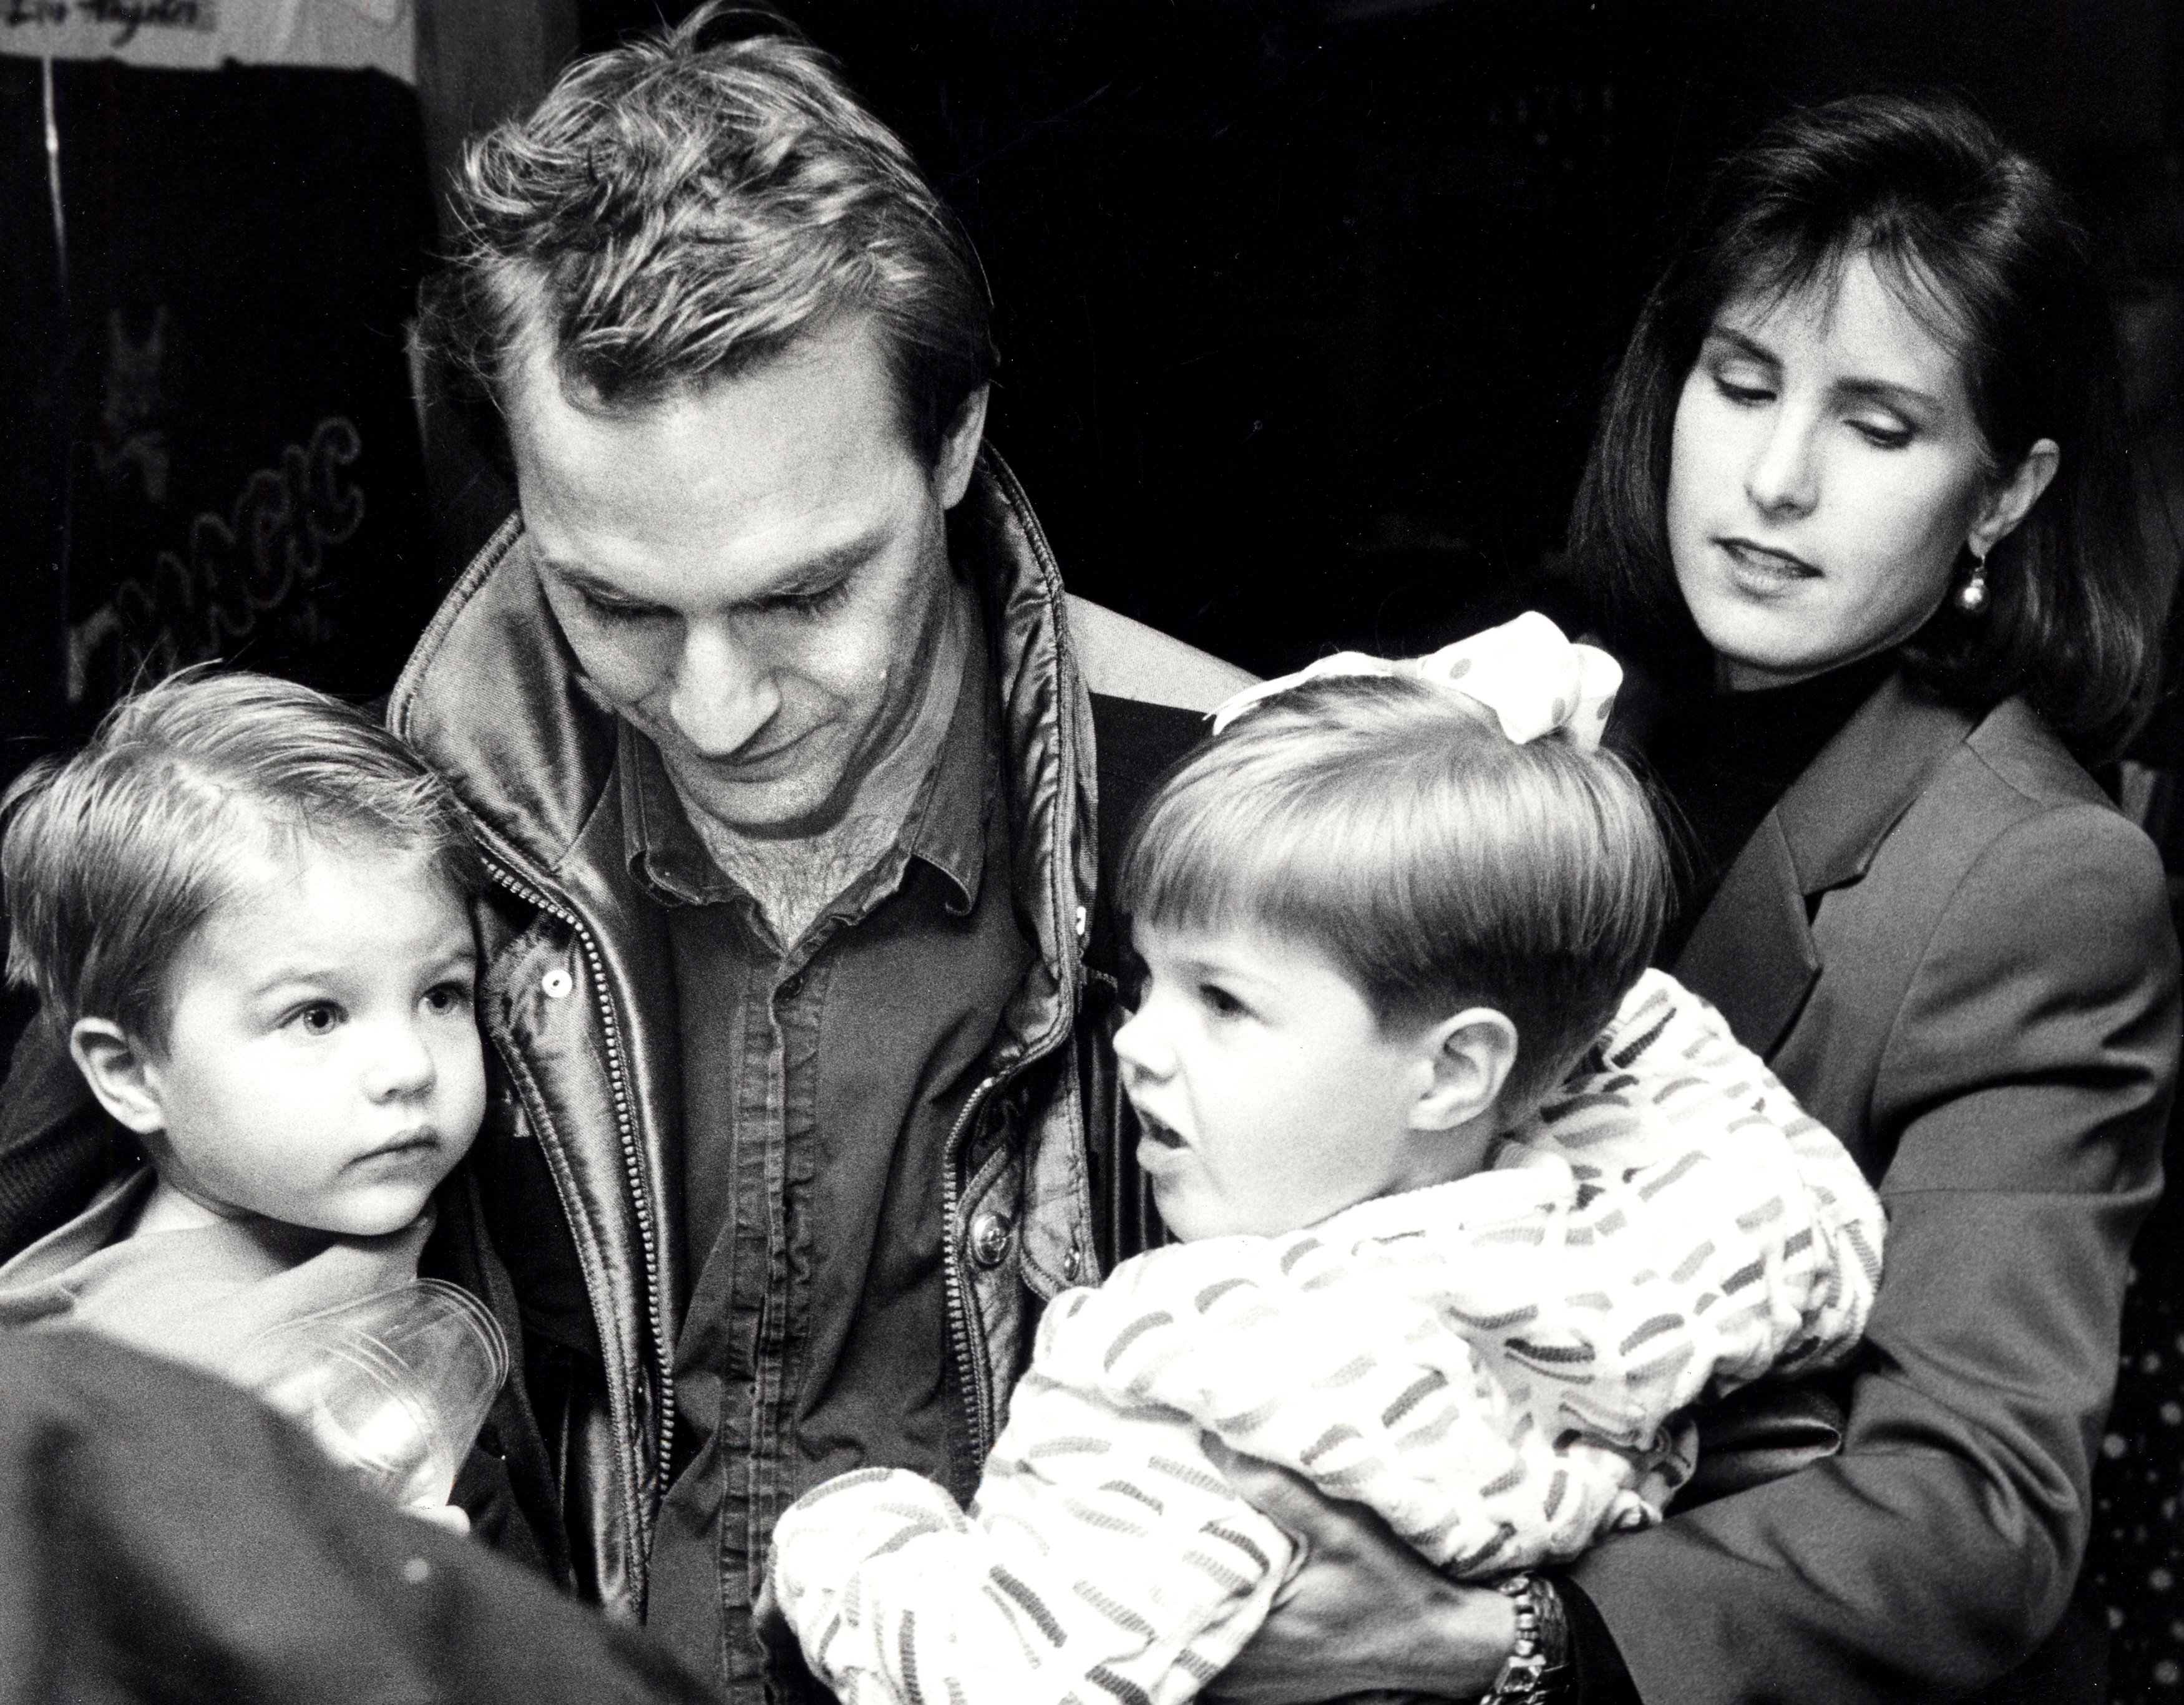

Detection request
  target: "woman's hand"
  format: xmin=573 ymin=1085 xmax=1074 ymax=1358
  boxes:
xmin=1201 ymin=1438 xmax=1516 ymax=1704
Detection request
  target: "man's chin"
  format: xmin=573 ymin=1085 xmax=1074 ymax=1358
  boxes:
xmin=671 ymin=764 xmax=858 ymax=843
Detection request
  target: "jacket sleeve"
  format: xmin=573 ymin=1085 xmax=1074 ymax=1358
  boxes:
xmin=1566 ymin=802 xmax=2178 ymax=1704
xmin=0 ymin=1328 xmax=714 ymax=1705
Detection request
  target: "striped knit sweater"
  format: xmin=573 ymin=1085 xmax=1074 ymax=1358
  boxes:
xmin=768 ymin=969 xmax=1885 ymax=1705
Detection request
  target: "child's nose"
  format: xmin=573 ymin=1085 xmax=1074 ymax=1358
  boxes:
xmin=364 ymin=1020 xmax=439 ymax=1101
xmin=1111 ymin=1006 xmax=1173 ymax=1081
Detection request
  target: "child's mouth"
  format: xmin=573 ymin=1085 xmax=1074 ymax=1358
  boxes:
xmin=1134 ymin=1109 xmax=1187 ymax=1150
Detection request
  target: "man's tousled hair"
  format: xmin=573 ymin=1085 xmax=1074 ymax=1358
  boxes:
xmin=1119 ymin=675 xmax=1671 ymax=1114
xmin=419 ymin=2 xmax=995 ymax=464
xmin=2 ymin=670 xmax=478 ymax=1052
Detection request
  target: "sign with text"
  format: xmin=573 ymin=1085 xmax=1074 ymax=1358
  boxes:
xmin=1 ymin=0 xmax=410 ymax=82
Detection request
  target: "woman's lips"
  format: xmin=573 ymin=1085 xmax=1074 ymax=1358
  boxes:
xmin=1718 ymin=537 xmax=1820 ymax=591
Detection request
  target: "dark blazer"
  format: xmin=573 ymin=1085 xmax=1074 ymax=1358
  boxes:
xmin=1570 ymin=671 xmax=2181 ymax=1704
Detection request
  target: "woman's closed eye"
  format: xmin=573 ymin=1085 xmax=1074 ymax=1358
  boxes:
xmin=1846 ymin=412 xmax=1914 ymax=450
xmin=1712 ymin=371 xmax=1777 ymax=406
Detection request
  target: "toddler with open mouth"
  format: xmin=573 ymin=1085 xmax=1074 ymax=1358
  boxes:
xmin=766 ymin=614 xmax=1884 ymax=1705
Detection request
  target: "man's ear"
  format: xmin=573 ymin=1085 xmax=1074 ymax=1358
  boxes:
xmin=930 ymin=384 xmax=990 ymax=511
xmin=69 ymin=1018 xmax=169 ymax=1138
xmin=1407 ymin=1008 xmax=1520 ymax=1134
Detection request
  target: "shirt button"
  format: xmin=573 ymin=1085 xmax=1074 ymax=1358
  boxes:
xmin=540 ymin=966 xmax=573 ymax=1000
xmin=1063 ymin=1245 xmax=1082 ymax=1282
xmin=968 ymin=1212 xmax=1013 ymax=1269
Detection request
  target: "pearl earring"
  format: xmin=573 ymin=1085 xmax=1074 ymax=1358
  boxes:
xmin=1955 ymin=549 xmax=1989 ymax=614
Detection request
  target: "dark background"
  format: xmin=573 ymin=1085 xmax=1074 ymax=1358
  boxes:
xmin=562 ymin=0 xmax=2182 ymax=680
xmin=9 ymin=4 xmax=2184 ymax=1693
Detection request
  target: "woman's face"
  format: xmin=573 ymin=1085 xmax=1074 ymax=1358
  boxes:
xmin=1665 ymin=251 xmax=2032 ymax=691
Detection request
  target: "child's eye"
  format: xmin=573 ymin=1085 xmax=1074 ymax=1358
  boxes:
xmin=1198 ymin=983 xmax=1247 ymax=1019
xmin=422 ymin=981 xmax=475 ymax=1018
xmin=291 ymin=1002 xmax=344 ymax=1036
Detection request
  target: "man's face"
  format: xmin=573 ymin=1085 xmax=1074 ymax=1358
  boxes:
xmin=510 ymin=318 xmax=985 ymax=837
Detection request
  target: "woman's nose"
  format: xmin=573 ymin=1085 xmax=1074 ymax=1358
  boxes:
xmin=1745 ymin=413 xmax=1820 ymax=518
xmin=665 ymin=620 xmax=782 ymax=759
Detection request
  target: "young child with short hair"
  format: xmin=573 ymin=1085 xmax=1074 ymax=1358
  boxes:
xmin=765 ymin=615 xmax=1885 ymax=1705
xmin=0 ymin=670 xmax=487 ymax=1409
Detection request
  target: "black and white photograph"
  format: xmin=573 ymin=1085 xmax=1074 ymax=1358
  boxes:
xmin=4 ymin=2 xmax=2184 ymax=1701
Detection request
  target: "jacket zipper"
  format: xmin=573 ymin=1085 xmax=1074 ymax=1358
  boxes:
xmin=941 ymin=1072 xmax=1005 ymax=1462
xmin=482 ymin=857 xmax=678 ymax=1541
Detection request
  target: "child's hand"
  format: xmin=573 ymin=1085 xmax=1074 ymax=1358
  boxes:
xmin=404 ymin=1501 xmax=473 ymax=1538
xmin=752 ymin=1571 xmax=825 ymax=1696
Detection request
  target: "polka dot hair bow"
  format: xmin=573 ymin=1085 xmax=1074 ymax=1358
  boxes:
xmin=1209 ymin=610 xmax=1623 ymax=750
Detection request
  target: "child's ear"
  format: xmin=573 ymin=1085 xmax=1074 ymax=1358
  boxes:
xmin=1408 ymin=1008 xmax=1520 ymax=1133
xmin=69 ymin=1018 xmax=170 ymax=1137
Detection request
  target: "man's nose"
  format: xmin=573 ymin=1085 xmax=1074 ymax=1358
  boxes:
xmin=363 ymin=1019 xmax=437 ymax=1103
xmin=1744 ymin=410 xmax=1820 ymax=519
xmin=665 ymin=619 xmax=782 ymax=757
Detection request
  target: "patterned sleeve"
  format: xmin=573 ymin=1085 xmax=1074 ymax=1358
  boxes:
xmin=766 ymin=972 xmax=1888 ymax=1705
xmin=1511 ymin=968 xmax=1886 ymax=1398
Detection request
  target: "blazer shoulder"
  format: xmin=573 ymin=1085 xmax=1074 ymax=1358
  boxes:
xmin=1873 ymin=695 xmax=2128 ymax=887
xmin=1065 ymin=595 xmax=1256 ymax=712
xmin=1959 ymin=696 xmax=2112 ymax=814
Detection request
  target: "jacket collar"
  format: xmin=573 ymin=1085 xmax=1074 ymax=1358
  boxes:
xmin=387 ymin=447 xmax=1098 ymax=1065
xmin=1674 ymin=669 xmax=1975 ymax=1056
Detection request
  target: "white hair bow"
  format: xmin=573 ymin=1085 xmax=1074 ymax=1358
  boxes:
xmin=1209 ymin=611 xmax=1623 ymax=750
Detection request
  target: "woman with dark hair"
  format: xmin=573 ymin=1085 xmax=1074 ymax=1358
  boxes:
xmin=1193 ymin=92 xmax=2179 ymax=1705
xmin=1549 ymin=91 xmax=2178 ymax=1701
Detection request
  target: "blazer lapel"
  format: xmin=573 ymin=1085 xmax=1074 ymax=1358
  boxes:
xmin=1679 ymin=814 xmax=1818 ymax=1057
xmin=1674 ymin=670 xmax=1975 ymax=1057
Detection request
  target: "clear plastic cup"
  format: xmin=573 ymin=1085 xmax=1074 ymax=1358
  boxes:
xmin=233 ymin=1279 xmax=510 ymax=1508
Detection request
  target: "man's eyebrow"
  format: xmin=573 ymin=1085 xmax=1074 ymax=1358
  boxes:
xmin=538 ymin=531 xmax=890 ymax=609
xmin=748 ymin=533 xmax=889 ymax=601
xmin=536 ymin=558 xmax=656 ymax=606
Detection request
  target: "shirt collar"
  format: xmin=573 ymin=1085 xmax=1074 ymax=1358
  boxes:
xmin=618 ymin=601 xmax=993 ymax=918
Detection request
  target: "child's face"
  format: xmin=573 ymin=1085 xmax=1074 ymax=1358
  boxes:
xmin=1113 ymin=920 xmax=1463 ymax=1241
xmin=136 ymin=837 xmax=485 ymax=1236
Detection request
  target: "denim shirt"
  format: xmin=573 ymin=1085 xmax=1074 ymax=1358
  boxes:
xmin=618 ymin=626 xmax=1036 ymax=1694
